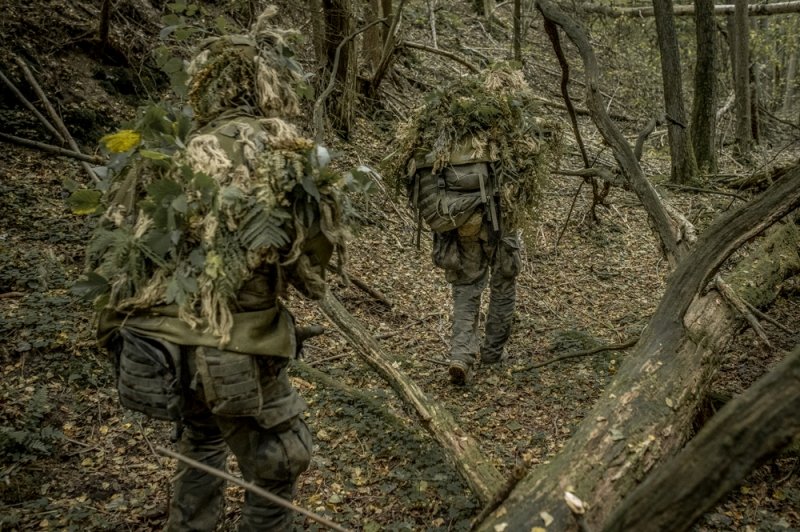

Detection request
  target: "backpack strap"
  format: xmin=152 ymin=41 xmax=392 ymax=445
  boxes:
xmin=479 ymin=171 xmax=499 ymax=232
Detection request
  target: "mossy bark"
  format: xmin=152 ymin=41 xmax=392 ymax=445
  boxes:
xmin=476 ymin=164 xmax=800 ymax=531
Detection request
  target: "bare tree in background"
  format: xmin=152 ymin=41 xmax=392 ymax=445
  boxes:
xmin=322 ymin=0 xmax=357 ymax=138
xmin=733 ymin=0 xmax=752 ymax=155
xmin=364 ymin=0 xmax=391 ymax=72
xmin=653 ymin=0 xmax=698 ymax=183
xmin=691 ymin=0 xmax=717 ymax=174
xmin=474 ymin=0 xmax=496 ymax=17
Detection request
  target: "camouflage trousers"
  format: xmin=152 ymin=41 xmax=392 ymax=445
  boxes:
xmin=167 ymin=350 xmax=312 ymax=532
xmin=434 ymin=228 xmax=520 ymax=366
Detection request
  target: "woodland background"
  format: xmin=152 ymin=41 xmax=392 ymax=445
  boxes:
xmin=1 ymin=0 xmax=800 ymax=530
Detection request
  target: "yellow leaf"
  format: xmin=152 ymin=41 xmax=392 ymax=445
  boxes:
xmin=101 ymin=129 xmax=141 ymax=153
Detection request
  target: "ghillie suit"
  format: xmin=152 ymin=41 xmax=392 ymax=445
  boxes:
xmin=81 ymin=10 xmax=347 ymax=531
xmin=391 ymin=65 xmax=561 ymax=385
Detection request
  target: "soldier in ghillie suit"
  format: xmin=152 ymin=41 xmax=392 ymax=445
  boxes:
xmin=393 ymin=65 xmax=560 ymax=385
xmin=79 ymin=9 xmax=347 ymax=530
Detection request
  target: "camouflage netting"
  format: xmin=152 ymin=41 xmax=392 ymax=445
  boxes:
xmin=82 ymin=10 xmax=348 ymax=346
xmin=390 ymin=64 xmax=562 ymax=230
xmin=187 ymin=6 xmax=305 ymax=125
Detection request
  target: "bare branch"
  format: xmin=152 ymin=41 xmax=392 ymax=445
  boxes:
xmin=520 ymin=337 xmax=639 ymax=371
xmin=399 ymin=41 xmax=480 ymax=73
xmin=314 ymin=19 xmax=385 ymax=144
xmin=715 ymin=275 xmax=773 ymax=348
xmin=12 ymin=54 xmax=99 ymax=183
xmin=0 ymin=68 xmax=65 ymax=143
xmin=0 ymin=132 xmax=104 ymax=164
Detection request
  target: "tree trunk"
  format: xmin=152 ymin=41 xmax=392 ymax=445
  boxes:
xmin=536 ymin=2 xmax=684 ymax=263
xmin=474 ymin=0 xmax=497 ymax=17
xmin=513 ymin=0 xmax=522 ymax=61
xmin=364 ymin=0 xmax=386 ymax=72
xmin=368 ymin=0 xmax=406 ymax=96
xmin=782 ymin=39 xmax=797 ymax=113
xmin=98 ymin=0 xmax=111 ymax=51
xmin=602 ymin=344 xmax=800 ymax=532
xmin=476 ymin=161 xmax=800 ymax=530
xmin=309 ymin=0 xmax=327 ymax=68
xmin=733 ymin=0 xmax=752 ymax=155
xmin=691 ymin=0 xmax=717 ymax=173
xmin=653 ymin=0 xmax=697 ymax=184
xmin=751 ymin=62 xmax=762 ymax=144
xmin=322 ymin=0 xmax=356 ymax=138
xmin=318 ymin=290 xmax=504 ymax=504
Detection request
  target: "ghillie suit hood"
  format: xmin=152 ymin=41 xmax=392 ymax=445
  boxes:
xmin=186 ymin=6 xmax=305 ymax=125
xmin=83 ymin=11 xmax=347 ymax=347
xmin=390 ymin=64 xmax=562 ymax=231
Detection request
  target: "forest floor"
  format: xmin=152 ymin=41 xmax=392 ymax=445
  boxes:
xmin=2 ymin=1 xmax=800 ymax=531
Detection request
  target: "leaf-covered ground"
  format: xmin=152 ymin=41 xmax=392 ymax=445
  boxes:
xmin=2 ymin=1 xmax=800 ymax=530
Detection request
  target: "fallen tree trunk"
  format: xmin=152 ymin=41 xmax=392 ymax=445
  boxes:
xmin=318 ymin=290 xmax=504 ymax=504
xmin=476 ymin=165 xmax=800 ymax=530
xmin=603 ymin=344 xmax=800 ymax=532
xmin=581 ymin=1 xmax=800 ymax=17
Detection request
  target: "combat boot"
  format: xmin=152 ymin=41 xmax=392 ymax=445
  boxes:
xmin=448 ymin=359 xmax=472 ymax=385
xmin=480 ymin=346 xmax=505 ymax=365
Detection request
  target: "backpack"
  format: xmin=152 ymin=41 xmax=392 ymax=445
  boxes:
xmin=408 ymin=136 xmax=500 ymax=234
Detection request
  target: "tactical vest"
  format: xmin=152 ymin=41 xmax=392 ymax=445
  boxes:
xmin=409 ymin=136 xmax=500 ymax=233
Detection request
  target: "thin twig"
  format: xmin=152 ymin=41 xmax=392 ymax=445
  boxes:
xmin=328 ymin=266 xmax=393 ymax=307
xmin=375 ymin=312 xmax=441 ymax=340
xmin=759 ymin=104 xmax=800 ymax=131
xmin=0 ymin=68 xmax=65 ymax=143
xmin=715 ymin=274 xmax=773 ymax=348
xmin=553 ymin=180 xmax=584 ymax=254
xmin=520 ymin=336 xmax=639 ymax=371
xmin=307 ymin=353 xmax=349 ymax=367
xmin=427 ymin=0 xmax=438 ymax=48
xmin=742 ymin=299 xmax=797 ymax=335
xmin=12 ymin=54 xmax=99 ymax=183
xmin=0 ymin=132 xmax=104 ymax=163
xmin=658 ymin=182 xmax=748 ymax=201
xmin=156 ymin=446 xmax=351 ymax=532
xmin=135 ymin=418 xmax=164 ymax=467
xmin=400 ymin=41 xmax=479 ymax=72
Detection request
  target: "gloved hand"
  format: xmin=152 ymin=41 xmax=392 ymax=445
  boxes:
xmin=295 ymin=324 xmax=325 ymax=358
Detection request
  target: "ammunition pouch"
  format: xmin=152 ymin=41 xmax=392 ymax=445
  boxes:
xmin=195 ymin=347 xmax=265 ymax=417
xmin=116 ymin=329 xmax=183 ymax=421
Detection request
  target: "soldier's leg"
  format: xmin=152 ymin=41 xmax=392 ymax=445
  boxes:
xmin=481 ymin=235 xmax=521 ymax=363
xmin=446 ymin=235 xmax=489 ymax=384
xmin=450 ymin=273 xmax=488 ymax=366
xmin=167 ymin=410 xmax=227 ymax=532
xmin=217 ymin=415 xmax=312 ymax=531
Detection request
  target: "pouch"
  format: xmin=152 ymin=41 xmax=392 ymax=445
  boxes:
xmin=195 ymin=346 xmax=263 ymax=417
xmin=116 ymin=329 xmax=183 ymax=421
